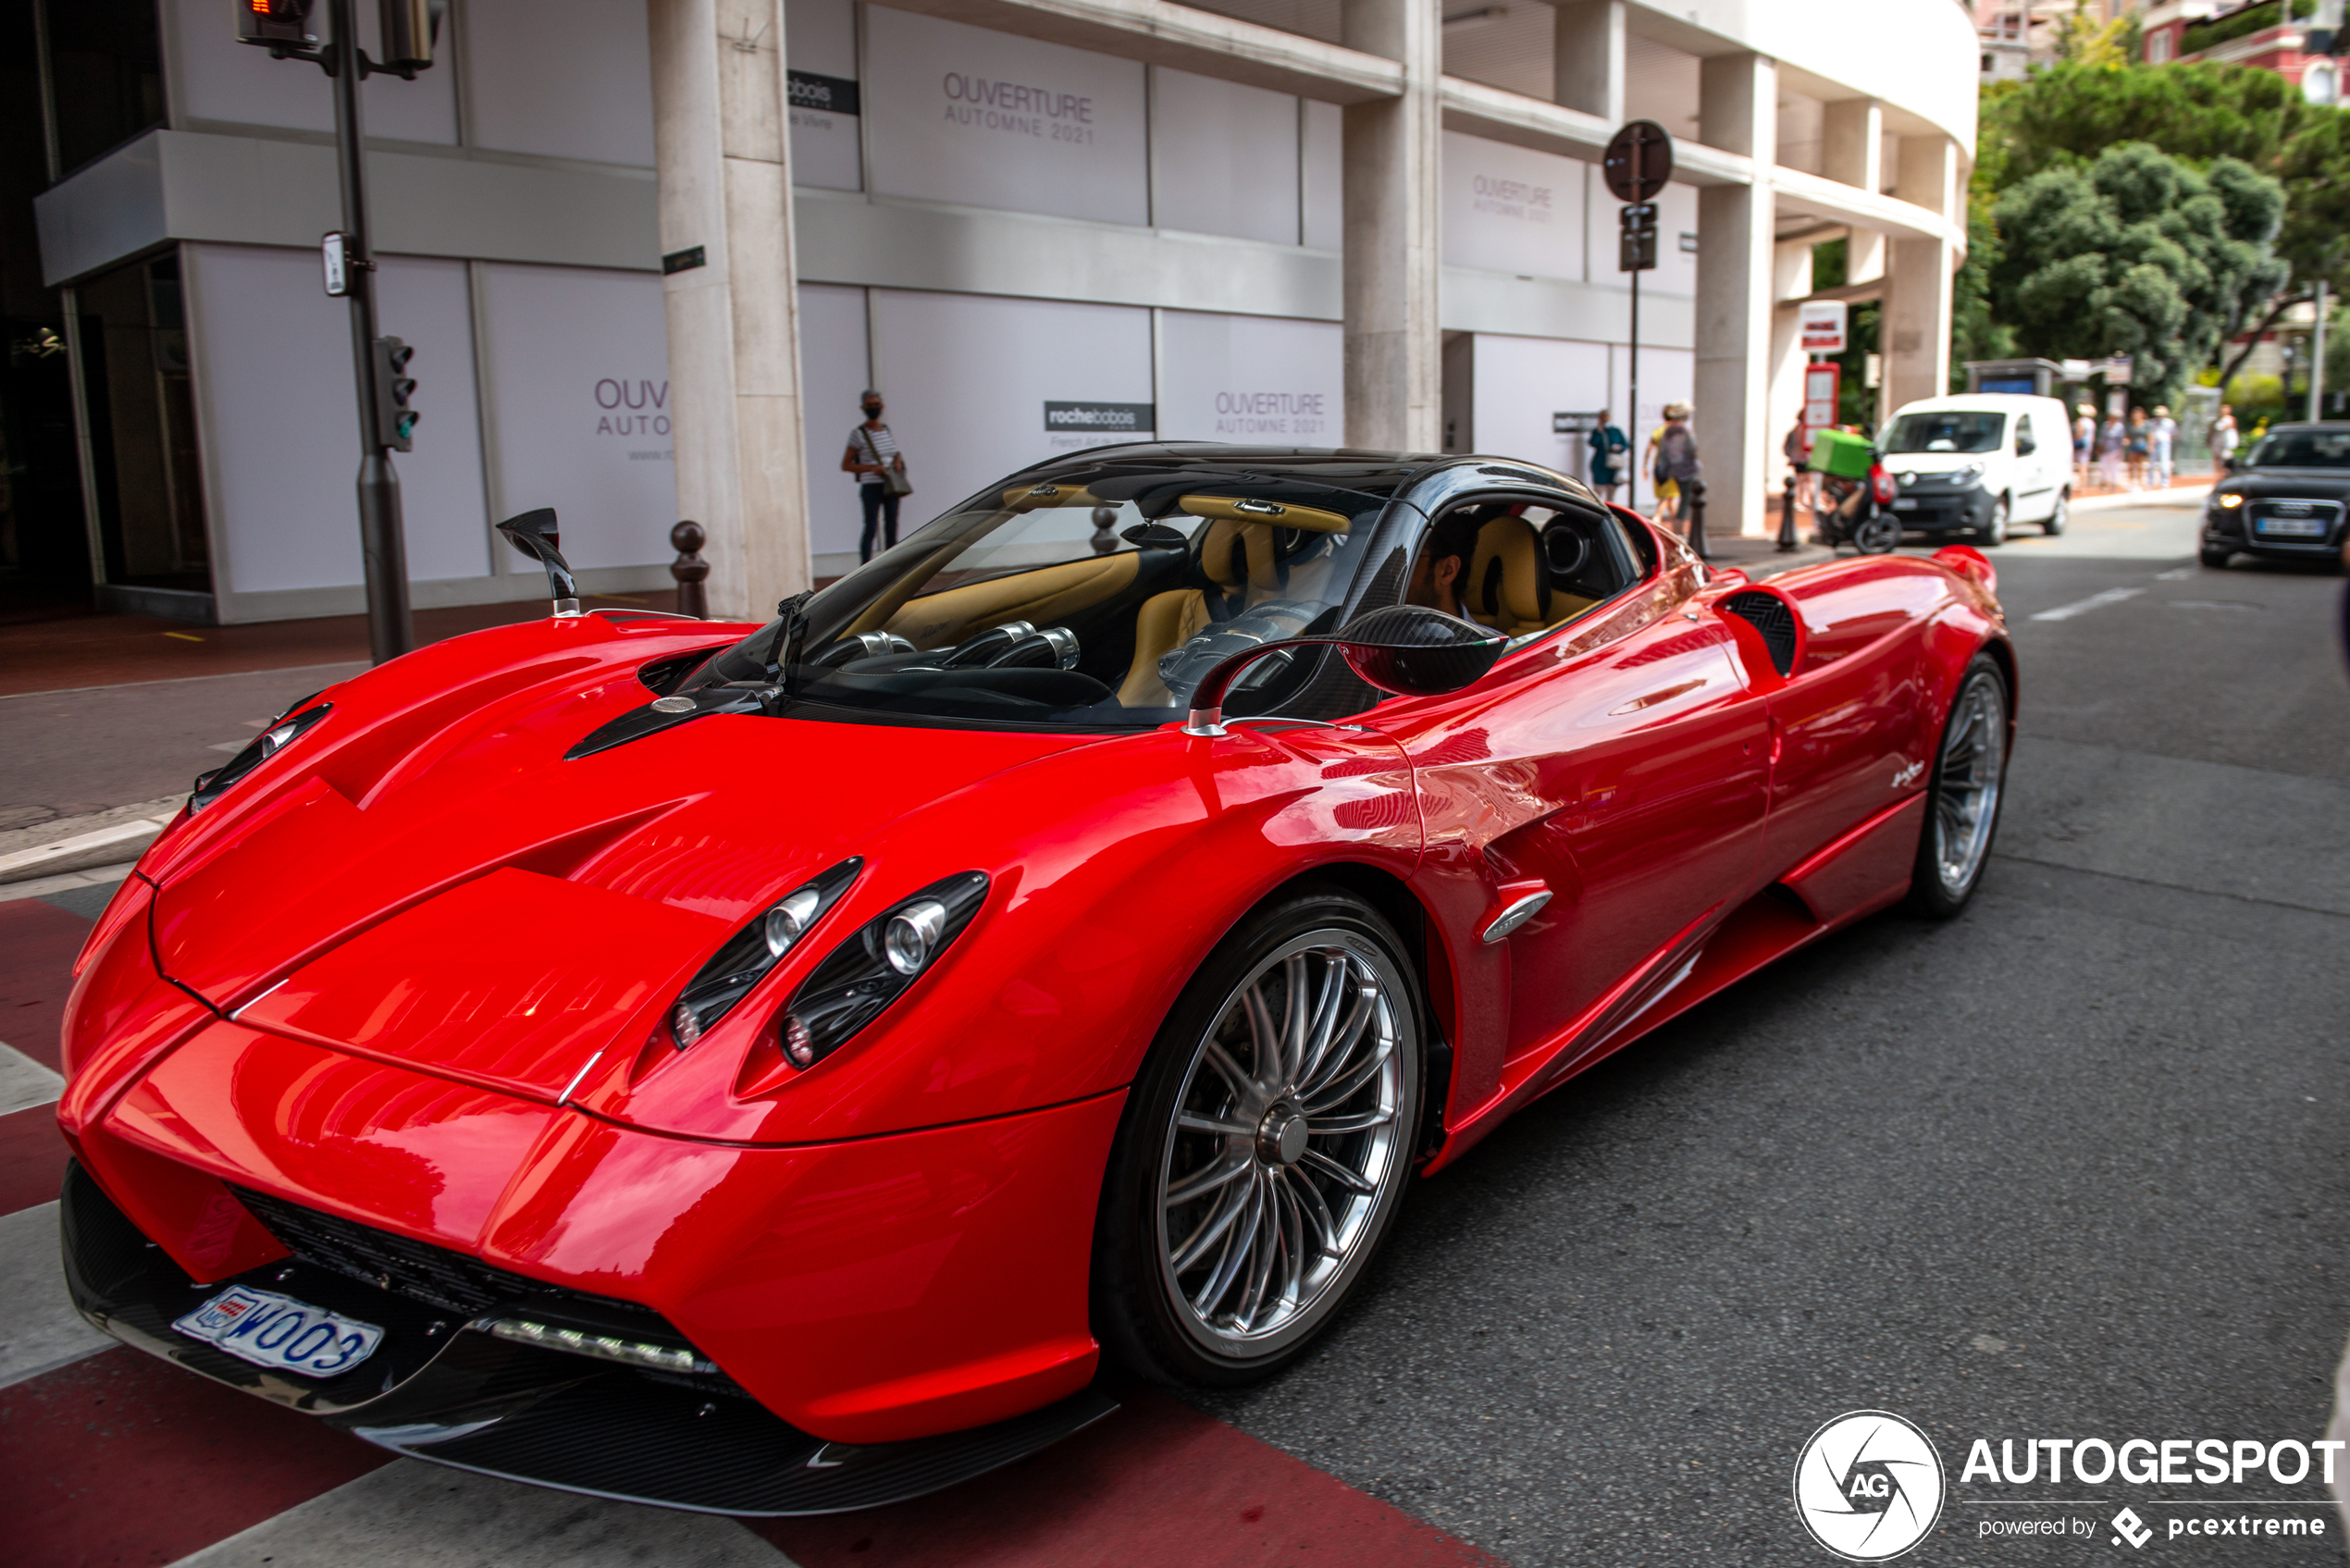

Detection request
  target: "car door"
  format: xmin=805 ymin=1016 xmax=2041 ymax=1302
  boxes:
xmin=2011 ymin=412 xmax=2053 ymax=522
xmin=1385 ymin=558 xmax=1772 ymax=1097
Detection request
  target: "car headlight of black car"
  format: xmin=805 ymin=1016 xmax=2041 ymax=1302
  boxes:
xmin=2212 ymin=492 xmax=2245 ymax=510
xmin=776 ymin=871 xmax=990 ymax=1069
xmin=190 ymin=699 xmax=333 ymax=812
xmin=667 ymin=858 xmax=862 ymax=1048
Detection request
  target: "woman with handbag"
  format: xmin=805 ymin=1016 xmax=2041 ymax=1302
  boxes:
xmin=841 ymin=389 xmax=911 ymax=562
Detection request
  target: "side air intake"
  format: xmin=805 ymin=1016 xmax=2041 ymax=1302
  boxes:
xmin=1722 ymin=590 xmax=1798 ymax=676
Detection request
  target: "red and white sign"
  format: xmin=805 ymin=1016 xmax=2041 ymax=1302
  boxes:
xmin=1801 ymin=361 xmax=1841 ymax=452
xmin=1799 ymin=300 xmax=1849 ymax=354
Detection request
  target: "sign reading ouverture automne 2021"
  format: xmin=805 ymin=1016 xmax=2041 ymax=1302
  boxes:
xmin=864 ymin=7 xmax=1147 ymax=225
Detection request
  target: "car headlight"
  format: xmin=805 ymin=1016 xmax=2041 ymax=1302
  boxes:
xmin=190 ymin=699 xmax=332 ymax=812
xmin=2215 ymin=492 xmax=2245 ymax=509
xmin=667 ymin=858 xmax=862 ymax=1048
xmin=1952 ymin=463 xmax=1985 ymax=487
xmin=776 ymin=871 xmax=990 ymax=1068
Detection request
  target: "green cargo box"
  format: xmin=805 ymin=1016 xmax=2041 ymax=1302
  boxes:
xmin=1806 ymin=427 xmax=1875 ymax=479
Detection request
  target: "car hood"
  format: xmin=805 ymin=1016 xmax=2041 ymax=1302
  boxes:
xmin=141 ymin=616 xmax=1095 ymax=1102
xmin=1882 ymin=453 xmax=1990 ymax=476
xmin=2218 ymin=470 xmax=2350 ymax=496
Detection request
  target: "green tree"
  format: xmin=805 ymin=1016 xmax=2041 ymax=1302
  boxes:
xmin=1990 ymin=142 xmax=2285 ymax=406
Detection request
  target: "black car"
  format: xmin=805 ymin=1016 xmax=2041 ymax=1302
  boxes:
xmin=2203 ymin=422 xmax=2350 ymax=568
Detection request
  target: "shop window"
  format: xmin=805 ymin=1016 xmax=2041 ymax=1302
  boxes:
xmin=74 ymin=251 xmax=210 ymax=592
xmin=43 ymin=0 xmax=166 ymax=177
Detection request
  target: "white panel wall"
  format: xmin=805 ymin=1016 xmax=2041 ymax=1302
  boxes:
xmin=1586 ymin=178 xmax=1700 ymax=300
xmin=1469 ymin=333 xmax=1609 ymax=477
xmin=1303 ymin=101 xmax=1342 ymax=251
xmin=465 ymin=0 xmax=656 ymax=167
xmin=186 ymin=245 xmax=488 ymax=595
xmin=1158 ymin=312 xmax=1342 ymax=442
xmin=863 ymin=8 xmax=1148 ymax=226
xmin=1151 ymin=69 xmax=1299 ymax=244
xmin=1610 ymin=342 xmax=1695 ymax=512
xmin=1441 ymin=132 xmax=1585 ymax=282
xmin=477 ymin=263 xmax=675 ymax=572
xmin=869 ymin=290 xmax=1153 ymax=521
xmin=170 ymin=0 xmax=458 ymax=142
xmin=787 ymin=0 xmax=863 ymax=191
xmin=798 ymin=283 xmax=874 ymax=568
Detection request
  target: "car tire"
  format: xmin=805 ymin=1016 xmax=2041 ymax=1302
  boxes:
xmin=1855 ymin=513 xmax=1901 ymax=554
xmin=2199 ymin=546 xmax=2233 ymax=569
xmin=1980 ymin=495 xmax=2010 ymax=547
xmin=1092 ymin=884 xmax=1423 ymax=1389
xmin=2044 ymin=490 xmax=2068 ymax=536
xmin=1905 ymin=654 xmax=2010 ymax=920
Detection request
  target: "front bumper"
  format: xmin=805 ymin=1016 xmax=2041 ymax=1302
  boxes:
xmin=60 ymin=1157 xmax=1116 ymax=1514
xmin=1886 ymin=482 xmax=1995 ymax=534
xmin=2202 ymin=500 xmax=2348 ymax=560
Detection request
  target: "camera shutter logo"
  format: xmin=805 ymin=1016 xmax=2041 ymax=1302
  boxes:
xmin=1793 ymin=1411 xmax=1946 ymax=1561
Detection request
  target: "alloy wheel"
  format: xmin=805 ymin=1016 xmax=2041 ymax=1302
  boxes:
xmin=1155 ymin=933 xmax=1410 ymax=1359
xmin=1929 ymin=673 xmax=2006 ymax=898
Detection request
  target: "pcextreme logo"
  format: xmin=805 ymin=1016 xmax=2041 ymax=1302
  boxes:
xmin=1794 ymin=1411 xmax=1948 ymax=1562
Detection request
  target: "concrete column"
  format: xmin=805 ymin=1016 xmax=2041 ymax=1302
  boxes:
xmin=649 ymin=0 xmax=811 ymax=621
xmin=1693 ymin=52 xmax=1775 ymax=537
xmin=1552 ymin=0 xmax=1626 ymax=123
xmin=1882 ymin=133 xmax=1958 ymax=422
xmin=1342 ymin=0 xmax=1441 ymax=451
xmin=1821 ymin=97 xmax=1885 ymax=283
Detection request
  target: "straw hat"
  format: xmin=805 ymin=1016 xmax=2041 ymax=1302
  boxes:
xmin=2154 ymin=404 xmax=2170 ymax=416
xmin=1663 ymin=401 xmax=1690 ymax=419
xmin=2076 ymin=403 xmax=2095 ymax=415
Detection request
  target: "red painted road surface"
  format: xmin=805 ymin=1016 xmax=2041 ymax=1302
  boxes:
xmin=0 ymin=892 xmax=1503 ymax=1568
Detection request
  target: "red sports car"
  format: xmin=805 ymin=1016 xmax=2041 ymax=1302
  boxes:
xmin=56 ymin=445 xmax=2011 ymax=1513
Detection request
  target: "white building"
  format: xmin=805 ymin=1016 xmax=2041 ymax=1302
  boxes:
xmin=30 ymin=0 xmax=1975 ymax=624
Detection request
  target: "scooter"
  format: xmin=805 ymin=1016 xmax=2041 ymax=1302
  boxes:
xmin=1812 ymin=452 xmax=1902 ymax=554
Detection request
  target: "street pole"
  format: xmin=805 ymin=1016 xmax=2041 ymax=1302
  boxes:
xmin=1628 ymin=256 xmax=1639 ymax=512
xmin=2308 ymin=278 xmax=2329 ymax=424
xmin=328 ymin=0 xmax=414 ymax=663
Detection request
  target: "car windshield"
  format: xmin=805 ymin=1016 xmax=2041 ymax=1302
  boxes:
xmin=2243 ymin=429 xmax=2350 ymax=468
xmin=692 ymin=451 xmax=1417 ymax=730
xmin=1880 ymin=411 xmax=2006 ymax=454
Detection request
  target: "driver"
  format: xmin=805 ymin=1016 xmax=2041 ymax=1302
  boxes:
xmin=1406 ymin=512 xmax=1481 ymax=620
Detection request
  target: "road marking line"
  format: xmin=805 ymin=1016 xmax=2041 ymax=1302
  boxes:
xmin=0 ymin=1041 xmax=64 ymax=1117
xmin=2030 ymin=586 xmax=2145 ymax=622
xmin=0 ymin=1201 xmax=117 ymax=1389
xmin=2155 ymin=565 xmax=2196 ymax=579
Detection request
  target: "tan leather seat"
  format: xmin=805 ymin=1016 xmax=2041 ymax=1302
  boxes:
xmin=1117 ymin=519 xmax=1279 ymax=707
xmin=1463 ymin=515 xmax=1552 ymax=636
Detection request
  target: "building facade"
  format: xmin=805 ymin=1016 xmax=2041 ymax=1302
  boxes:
xmin=21 ymin=0 xmax=1974 ymax=624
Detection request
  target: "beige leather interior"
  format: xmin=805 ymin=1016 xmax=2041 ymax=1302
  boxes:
xmin=1179 ymin=494 xmax=1352 ymax=534
xmin=1116 ymin=517 xmax=1292 ymax=708
xmin=1461 ymin=515 xmax=1600 ymax=637
xmin=880 ymin=552 xmax=1140 ymax=649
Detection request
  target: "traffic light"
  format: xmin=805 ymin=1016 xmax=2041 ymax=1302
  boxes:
xmin=237 ymin=0 xmax=316 ymax=48
xmin=373 ymin=336 xmax=418 ymax=451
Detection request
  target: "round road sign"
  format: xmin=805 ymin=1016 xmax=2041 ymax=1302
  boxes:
xmin=1602 ymin=119 xmax=1676 ymax=204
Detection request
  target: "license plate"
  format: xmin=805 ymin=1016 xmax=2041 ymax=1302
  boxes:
xmin=2257 ymin=515 xmax=2326 ymax=537
xmin=172 ymin=1285 xmax=384 ymax=1378
xmin=1890 ymin=499 xmax=1918 ymax=511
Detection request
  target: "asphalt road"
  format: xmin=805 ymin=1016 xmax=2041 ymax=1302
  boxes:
xmin=1200 ymin=496 xmax=2350 ymax=1565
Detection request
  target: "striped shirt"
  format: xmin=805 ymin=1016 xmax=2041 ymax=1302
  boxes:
xmin=850 ymin=423 xmax=900 ymax=475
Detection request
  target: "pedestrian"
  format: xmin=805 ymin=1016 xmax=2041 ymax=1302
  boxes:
xmin=1642 ymin=407 xmax=1676 ymax=523
xmin=2126 ymin=407 xmax=2149 ymax=489
xmin=841 ymin=389 xmax=909 ymax=563
xmin=1651 ymin=404 xmax=1701 ymax=535
xmin=1783 ymin=415 xmax=1817 ymax=516
xmin=2148 ymin=404 xmax=2177 ymax=488
xmin=1588 ymin=410 xmax=1629 ymax=505
xmin=2211 ymin=403 xmax=2240 ymax=472
xmin=2072 ymin=402 xmax=2096 ymax=488
xmin=2097 ymin=409 xmax=2127 ymax=490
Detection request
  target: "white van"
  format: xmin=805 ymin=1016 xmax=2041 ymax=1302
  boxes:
xmin=1876 ymin=393 xmax=2073 ymax=545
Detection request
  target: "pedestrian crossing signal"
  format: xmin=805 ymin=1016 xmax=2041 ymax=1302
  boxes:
xmin=373 ymin=337 xmax=419 ymax=451
xmin=237 ymin=0 xmax=315 ymax=47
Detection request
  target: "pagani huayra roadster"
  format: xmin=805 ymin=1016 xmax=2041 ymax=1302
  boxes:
xmin=57 ymin=445 xmax=2011 ymax=1513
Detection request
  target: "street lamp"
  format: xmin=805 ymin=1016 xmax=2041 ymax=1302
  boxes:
xmin=238 ymin=0 xmax=443 ymax=664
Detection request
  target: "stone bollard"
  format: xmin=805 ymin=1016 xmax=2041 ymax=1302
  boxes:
xmin=1683 ymin=477 xmax=1709 ymax=561
xmin=670 ymin=521 xmax=710 ymax=619
xmin=1089 ymin=505 xmax=1119 ymax=555
xmin=1779 ymin=475 xmax=1800 ymax=553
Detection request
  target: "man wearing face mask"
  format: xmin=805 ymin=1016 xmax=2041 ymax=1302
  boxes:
xmin=841 ymin=390 xmax=909 ymax=563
